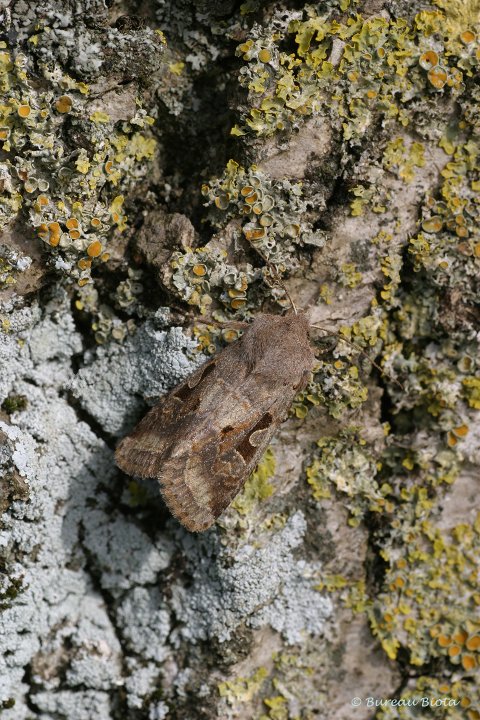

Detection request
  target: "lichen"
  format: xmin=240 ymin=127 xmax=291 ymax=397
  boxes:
xmin=171 ymin=511 xmax=332 ymax=646
xmin=231 ymin=447 xmax=276 ymax=518
xmin=1 ymin=5 xmax=165 ymax=343
xmin=231 ymin=8 xmax=475 ymax=141
xmin=218 ymin=666 xmax=269 ymax=705
xmin=0 ymin=35 xmax=158 ymax=286
xmin=2 ymin=0 xmax=480 ymax=713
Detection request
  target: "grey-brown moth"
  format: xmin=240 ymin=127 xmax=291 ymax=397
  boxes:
xmin=115 ymin=312 xmax=315 ymax=532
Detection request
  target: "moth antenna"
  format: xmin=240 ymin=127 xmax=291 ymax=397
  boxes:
xmin=194 ymin=317 xmax=249 ymax=330
xmin=280 ymin=280 xmax=298 ymax=315
xmin=311 ymin=324 xmax=404 ymax=390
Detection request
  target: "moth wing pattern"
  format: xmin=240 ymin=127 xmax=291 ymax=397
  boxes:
xmin=115 ymin=313 xmax=315 ymax=532
xmin=157 ymin=406 xmax=282 ymax=532
xmin=115 ymin=356 xmax=219 ymax=478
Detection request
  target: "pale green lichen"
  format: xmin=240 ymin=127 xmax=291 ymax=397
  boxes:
xmin=231 ymin=8 xmax=476 ymax=141
xmin=166 ymin=158 xmax=326 ymax=312
xmin=376 ymin=676 xmax=480 ymax=720
xmin=201 ymin=158 xmax=325 ymax=264
xmin=218 ymin=666 xmax=269 ymax=705
xmin=170 ymin=242 xmax=259 ymax=315
xmin=0 ymin=245 xmax=32 ymax=289
xmin=0 ymin=38 xmax=158 ymax=288
xmin=231 ymin=447 xmax=276 ymax=517
xmin=369 ymin=513 xmax=480 ymax=669
xmin=306 ymin=429 xmax=389 ymax=525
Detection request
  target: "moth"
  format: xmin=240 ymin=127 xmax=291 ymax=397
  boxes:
xmin=115 ymin=311 xmax=316 ymax=532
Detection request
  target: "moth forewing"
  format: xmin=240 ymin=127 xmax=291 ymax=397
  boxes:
xmin=115 ymin=312 xmax=315 ymax=532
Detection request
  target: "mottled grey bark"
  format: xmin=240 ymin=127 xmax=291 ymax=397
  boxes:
xmin=1 ymin=1 xmax=479 ymax=719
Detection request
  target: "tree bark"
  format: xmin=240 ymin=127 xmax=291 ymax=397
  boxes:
xmin=1 ymin=1 xmax=479 ymax=718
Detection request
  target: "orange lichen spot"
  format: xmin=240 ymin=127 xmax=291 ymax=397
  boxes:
xmin=230 ymin=298 xmax=246 ymax=310
xmin=377 ymin=47 xmax=385 ymax=58
xmin=437 ymin=634 xmax=452 ymax=648
xmin=100 ymin=252 xmax=110 ymax=262
xmin=245 ymin=193 xmax=258 ymax=205
xmin=422 ymin=216 xmax=443 ymax=233
xmin=223 ymin=329 xmax=238 ymax=343
xmin=461 ymin=697 xmax=472 ymax=708
xmin=37 ymin=223 xmax=49 ymax=240
xmin=111 ymin=212 xmax=120 ymax=223
xmin=258 ymin=48 xmax=272 ymax=63
xmin=90 ymin=217 xmax=102 ymax=228
xmin=87 ymin=240 xmax=102 ymax=257
xmin=428 ymin=65 xmax=448 ymax=89
xmin=78 ymin=277 xmax=90 ymax=287
xmin=228 ymin=288 xmax=246 ymax=298
xmin=24 ymin=179 xmax=37 ymax=193
xmin=448 ymin=644 xmax=461 ymax=658
xmin=460 ymin=30 xmax=476 ymax=44
xmin=192 ymin=264 xmax=207 ymax=277
xmin=214 ymin=194 xmax=230 ymax=210
xmin=55 ymin=95 xmax=72 ymax=113
xmin=241 ymin=186 xmax=255 ymax=196
xmin=468 ymin=711 xmax=480 ymax=720
xmin=34 ymin=197 xmax=49 ymax=212
xmin=0 ymin=127 xmax=10 ymax=140
xmin=462 ymin=655 xmax=476 ymax=671
xmin=105 ymin=160 xmax=114 ymax=174
xmin=394 ymin=577 xmax=405 ymax=588
xmin=238 ymin=40 xmax=253 ymax=54
xmin=447 ymin=432 xmax=457 ymax=447
xmin=78 ymin=258 xmax=92 ymax=270
xmin=466 ymin=635 xmax=480 ymax=651
xmin=243 ymin=227 xmax=266 ymax=241
xmin=48 ymin=222 xmax=61 ymax=246
xmin=69 ymin=229 xmax=81 ymax=240
xmin=66 ymin=217 xmax=79 ymax=230
xmin=453 ymin=629 xmax=468 ymax=644
xmin=18 ymin=104 xmax=31 ymax=118
xmin=366 ymin=89 xmax=377 ymax=99
xmin=456 ymin=225 xmax=469 ymax=238
xmin=419 ymin=50 xmax=439 ymax=70
xmin=452 ymin=424 xmax=469 ymax=438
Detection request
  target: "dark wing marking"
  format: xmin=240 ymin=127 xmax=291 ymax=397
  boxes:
xmin=158 ymin=411 xmax=278 ymax=531
xmin=115 ymin=357 xmax=217 ymax=477
xmin=115 ymin=336 xmax=309 ymax=531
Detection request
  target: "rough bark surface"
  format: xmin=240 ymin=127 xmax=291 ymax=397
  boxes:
xmin=1 ymin=1 xmax=479 ymax=719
